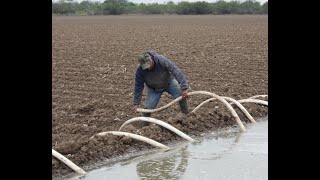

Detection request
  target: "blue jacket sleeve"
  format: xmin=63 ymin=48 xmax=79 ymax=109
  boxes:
xmin=159 ymin=56 xmax=188 ymax=90
xmin=133 ymin=67 xmax=145 ymax=105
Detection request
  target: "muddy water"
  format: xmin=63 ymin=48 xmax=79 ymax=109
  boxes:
xmin=67 ymin=117 xmax=267 ymax=180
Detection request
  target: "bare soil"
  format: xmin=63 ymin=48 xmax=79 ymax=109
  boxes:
xmin=52 ymin=15 xmax=268 ymax=178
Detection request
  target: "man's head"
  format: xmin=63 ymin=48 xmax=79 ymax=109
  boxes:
xmin=138 ymin=51 xmax=152 ymax=70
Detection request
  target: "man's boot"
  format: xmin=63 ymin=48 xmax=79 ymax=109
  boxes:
xmin=179 ymin=98 xmax=189 ymax=114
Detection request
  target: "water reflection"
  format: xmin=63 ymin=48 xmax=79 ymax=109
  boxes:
xmin=136 ymin=145 xmax=189 ymax=180
xmin=234 ymin=131 xmax=242 ymax=143
xmin=190 ymin=131 xmax=243 ymax=161
xmin=135 ymin=131 xmax=244 ymax=179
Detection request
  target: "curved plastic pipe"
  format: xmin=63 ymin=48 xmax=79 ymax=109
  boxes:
xmin=238 ymin=99 xmax=268 ymax=106
xmin=191 ymin=97 xmax=256 ymax=123
xmin=137 ymin=91 xmax=246 ymax=132
xmin=91 ymin=131 xmax=170 ymax=149
xmin=119 ymin=117 xmax=195 ymax=142
xmin=248 ymin=95 xmax=268 ymax=99
xmin=52 ymin=149 xmax=86 ymax=175
xmin=190 ymin=98 xmax=215 ymax=113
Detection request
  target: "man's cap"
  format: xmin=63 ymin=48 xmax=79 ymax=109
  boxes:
xmin=138 ymin=52 xmax=151 ymax=70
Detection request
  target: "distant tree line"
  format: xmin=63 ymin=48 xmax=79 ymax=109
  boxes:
xmin=52 ymin=0 xmax=268 ymax=15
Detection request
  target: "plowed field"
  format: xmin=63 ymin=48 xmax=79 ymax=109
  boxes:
xmin=52 ymin=15 xmax=268 ymax=178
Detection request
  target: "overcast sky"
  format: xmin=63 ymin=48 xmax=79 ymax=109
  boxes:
xmin=55 ymin=0 xmax=268 ymax=5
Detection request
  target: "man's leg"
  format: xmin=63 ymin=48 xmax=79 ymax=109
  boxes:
xmin=141 ymin=87 xmax=162 ymax=127
xmin=166 ymin=79 xmax=189 ymax=114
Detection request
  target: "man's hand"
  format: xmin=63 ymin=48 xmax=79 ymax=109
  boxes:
xmin=181 ymin=90 xmax=188 ymax=99
xmin=133 ymin=105 xmax=139 ymax=113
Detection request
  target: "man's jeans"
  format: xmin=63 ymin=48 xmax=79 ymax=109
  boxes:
xmin=141 ymin=79 xmax=189 ymax=126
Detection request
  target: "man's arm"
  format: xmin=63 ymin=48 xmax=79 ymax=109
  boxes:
xmin=133 ymin=68 xmax=145 ymax=105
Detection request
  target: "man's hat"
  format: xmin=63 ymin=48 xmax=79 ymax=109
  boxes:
xmin=138 ymin=52 xmax=151 ymax=70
